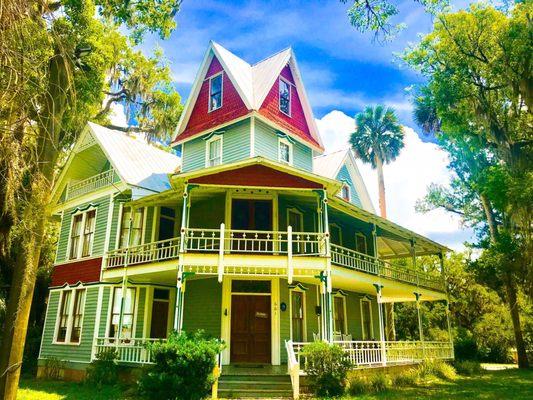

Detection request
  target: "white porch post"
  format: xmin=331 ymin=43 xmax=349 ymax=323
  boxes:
xmin=117 ymin=207 xmax=134 ymax=346
xmin=322 ymin=190 xmax=333 ymax=342
xmin=374 ymin=284 xmax=387 ymax=366
xmin=415 ymin=292 xmax=425 ymax=358
xmin=175 ymin=185 xmax=191 ymax=332
xmin=287 ymin=225 xmax=293 ymax=284
xmin=446 ymin=299 xmax=453 ymax=358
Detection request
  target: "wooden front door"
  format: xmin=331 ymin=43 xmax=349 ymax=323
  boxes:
xmin=150 ymin=300 xmax=169 ymax=338
xmin=230 ymin=295 xmax=271 ymax=363
xmin=231 ymin=199 xmax=273 ymax=252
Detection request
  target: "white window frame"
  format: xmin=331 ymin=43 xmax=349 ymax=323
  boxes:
xmin=53 ymin=287 xmax=87 ymax=345
xmin=341 ymin=183 xmax=351 ymax=202
xmin=205 ymin=135 xmax=223 ymax=167
xmin=278 ymin=137 xmax=293 ymax=165
xmin=360 ymin=297 xmax=374 ymax=340
xmin=355 ymin=232 xmax=368 ymax=254
xmin=289 ymin=287 xmax=307 ymax=342
xmin=67 ymin=208 xmax=97 ymax=260
xmin=118 ymin=206 xmax=145 ymax=248
xmin=333 ymin=292 xmax=347 ymax=334
xmin=278 ymin=77 xmax=292 ymax=116
xmin=208 ymin=72 xmax=223 ymax=112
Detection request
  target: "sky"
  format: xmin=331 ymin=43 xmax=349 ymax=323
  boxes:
xmin=114 ymin=0 xmax=476 ymax=251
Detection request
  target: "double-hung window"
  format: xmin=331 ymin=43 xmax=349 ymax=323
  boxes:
xmin=55 ymin=288 xmax=86 ymax=343
xmin=355 ymin=233 xmax=367 ymax=254
xmin=209 ymin=73 xmax=223 ymax=111
xmin=341 ymin=184 xmax=351 ymax=202
xmin=109 ymin=287 xmax=136 ymax=339
xmin=361 ymin=299 xmax=373 ymax=339
xmin=69 ymin=209 xmax=96 ymax=260
xmin=118 ymin=207 xmax=144 ymax=248
xmin=279 ymin=138 xmax=292 ymax=165
xmin=279 ymin=78 xmax=291 ymax=115
xmin=333 ymin=296 xmax=346 ymax=334
xmin=206 ymin=136 xmax=222 ymax=167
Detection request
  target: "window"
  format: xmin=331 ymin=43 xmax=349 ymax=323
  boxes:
xmin=341 ymin=184 xmax=351 ymax=201
xmin=118 ymin=207 xmax=144 ymax=248
xmin=333 ymin=296 xmax=346 ymax=334
xmin=287 ymin=209 xmax=303 ymax=231
xmin=109 ymin=287 xmax=136 ymax=339
xmin=55 ymin=288 xmax=86 ymax=343
xmin=209 ymin=73 xmax=223 ymax=111
xmin=329 ymin=223 xmax=342 ymax=246
xmin=355 ymin=233 xmax=367 ymax=254
xmin=206 ymin=136 xmax=222 ymax=167
xmin=81 ymin=210 xmax=96 ymax=257
xmin=279 ymin=78 xmax=291 ymax=115
xmin=361 ymin=299 xmax=373 ymax=339
xmin=69 ymin=209 xmax=96 ymax=259
xmin=278 ymin=138 xmax=292 ymax=165
xmin=291 ymin=290 xmax=305 ymax=342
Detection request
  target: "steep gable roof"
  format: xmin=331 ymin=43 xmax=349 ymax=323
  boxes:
xmin=313 ymin=149 xmax=375 ymax=213
xmin=173 ymin=41 xmax=324 ymax=150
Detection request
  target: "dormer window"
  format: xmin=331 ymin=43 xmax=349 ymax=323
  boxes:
xmin=278 ymin=138 xmax=292 ymax=165
xmin=279 ymin=78 xmax=291 ymax=116
xmin=209 ymin=73 xmax=223 ymax=112
xmin=206 ymin=136 xmax=222 ymax=167
xmin=341 ymin=184 xmax=351 ymax=201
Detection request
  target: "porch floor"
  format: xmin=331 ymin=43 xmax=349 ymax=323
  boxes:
xmin=221 ymin=364 xmax=288 ymax=376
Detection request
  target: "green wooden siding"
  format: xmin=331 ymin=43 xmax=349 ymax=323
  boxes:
xmin=182 ymin=278 xmax=222 ymax=338
xmin=144 ymin=207 xmax=155 ymax=243
xmin=182 ymin=120 xmax=251 ymax=172
xmin=55 ymin=196 xmax=111 ymax=263
xmin=135 ymin=288 xmax=146 ymax=337
xmin=328 ymin=207 xmax=374 ymax=255
xmin=99 ymin=287 xmax=111 ymax=337
xmin=189 ymin=193 xmax=226 ymax=229
xmin=305 ymin=284 xmax=319 ymax=341
xmin=337 ymin=165 xmax=362 ymax=208
xmin=279 ymin=279 xmax=290 ymax=363
xmin=278 ymin=195 xmax=318 ymax=233
xmin=40 ymin=286 xmax=100 ymax=363
xmin=254 ymin=120 xmax=313 ymax=172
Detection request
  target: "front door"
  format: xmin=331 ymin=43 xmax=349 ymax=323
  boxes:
xmin=150 ymin=289 xmax=170 ymax=338
xmin=230 ymin=295 xmax=271 ymax=363
xmin=231 ymin=199 xmax=273 ymax=252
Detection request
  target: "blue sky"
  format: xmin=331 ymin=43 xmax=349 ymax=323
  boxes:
xmin=131 ymin=0 xmax=475 ymax=251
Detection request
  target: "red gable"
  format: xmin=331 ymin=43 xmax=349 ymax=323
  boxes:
xmin=258 ymin=66 xmax=319 ymax=148
xmin=178 ymin=56 xmax=250 ymax=142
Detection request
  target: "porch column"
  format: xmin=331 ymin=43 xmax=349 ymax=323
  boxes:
xmin=175 ymin=185 xmax=192 ymax=332
xmin=373 ymin=284 xmax=387 ymax=366
xmin=117 ymin=207 xmax=134 ymax=343
xmin=174 ymin=266 xmax=184 ymax=332
xmin=322 ymin=190 xmax=333 ymax=342
xmin=415 ymin=292 xmax=425 ymax=358
xmin=445 ymin=299 xmax=454 ymax=358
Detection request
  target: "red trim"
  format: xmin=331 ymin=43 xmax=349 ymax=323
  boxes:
xmin=189 ymin=164 xmax=323 ymax=189
xmin=50 ymin=258 xmax=102 ymax=287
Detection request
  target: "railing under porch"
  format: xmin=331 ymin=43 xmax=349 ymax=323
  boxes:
xmin=330 ymin=243 xmax=445 ymax=291
xmin=93 ymin=337 xmax=164 ymax=364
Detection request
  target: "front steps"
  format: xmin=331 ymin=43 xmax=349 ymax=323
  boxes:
xmin=218 ymin=369 xmax=293 ymax=399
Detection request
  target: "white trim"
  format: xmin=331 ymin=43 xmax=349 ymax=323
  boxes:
xmin=66 ymin=207 xmax=98 ymax=262
xmin=115 ymin=203 xmax=124 ymax=249
xmin=205 ymin=135 xmax=223 ymax=168
xmin=54 ymin=211 xmax=64 ymax=264
xmin=341 ymin=183 xmax=351 ymax=202
xmin=52 ymin=286 xmax=87 ymax=346
xmin=250 ymin=116 xmax=255 ymax=157
xmin=360 ymin=297 xmax=374 ymax=340
xmin=289 ymin=286 xmax=307 ymax=342
xmin=208 ymin=71 xmax=224 ymax=112
xmin=91 ymin=285 xmax=104 ymax=359
xmin=278 ymin=137 xmax=293 ymax=166
xmin=278 ymin=77 xmax=292 ymax=117
xmin=141 ymin=206 xmax=148 ymax=244
xmin=151 ymin=207 xmax=160 ymax=242
xmin=103 ymin=194 xmax=115 ymax=252
xmin=286 ymin=207 xmax=303 ymax=231
xmin=143 ymin=287 xmax=153 ymax=338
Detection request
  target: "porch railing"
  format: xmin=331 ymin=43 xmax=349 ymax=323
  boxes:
xmin=65 ymin=168 xmax=117 ymax=200
xmin=330 ymin=244 xmax=445 ymax=291
xmin=93 ymin=337 xmax=165 ymax=364
xmin=285 ymin=340 xmax=300 ymax=399
xmin=105 ymin=237 xmax=181 ymax=269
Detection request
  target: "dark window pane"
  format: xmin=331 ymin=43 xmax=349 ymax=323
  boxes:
xmin=154 ymin=289 xmax=170 ymax=300
xmin=231 ymin=280 xmax=271 ymax=293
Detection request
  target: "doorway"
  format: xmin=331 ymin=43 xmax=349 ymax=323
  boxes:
xmin=230 ymin=295 xmax=271 ymax=363
xmin=231 ymin=199 xmax=273 ymax=252
xmin=150 ymin=289 xmax=170 ymax=338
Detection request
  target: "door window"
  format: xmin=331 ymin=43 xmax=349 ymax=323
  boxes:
xmin=291 ymin=291 xmax=305 ymax=342
xmin=333 ymin=296 xmax=346 ymax=334
xmin=361 ymin=299 xmax=373 ymax=339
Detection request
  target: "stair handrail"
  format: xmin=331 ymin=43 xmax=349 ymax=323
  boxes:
xmin=285 ymin=339 xmax=300 ymax=399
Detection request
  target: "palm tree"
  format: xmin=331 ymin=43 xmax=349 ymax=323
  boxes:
xmin=350 ymin=105 xmax=404 ymax=218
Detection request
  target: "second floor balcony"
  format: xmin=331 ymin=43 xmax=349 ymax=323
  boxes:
xmin=64 ymin=168 xmax=119 ymax=201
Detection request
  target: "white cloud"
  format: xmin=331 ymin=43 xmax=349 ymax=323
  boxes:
xmin=109 ymin=102 xmax=128 ymax=127
xmin=316 ymin=110 xmax=471 ymax=251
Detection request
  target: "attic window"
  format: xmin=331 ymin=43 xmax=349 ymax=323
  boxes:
xmin=279 ymin=78 xmax=291 ymax=116
xmin=278 ymin=138 xmax=292 ymax=165
xmin=341 ymin=184 xmax=351 ymax=201
xmin=209 ymin=73 xmax=223 ymax=111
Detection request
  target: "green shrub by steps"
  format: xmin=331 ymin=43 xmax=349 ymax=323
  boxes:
xmin=85 ymin=348 xmax=119 ymax=388
xmin=346 ymin=373 xmax=390 ymax=395
xmin=454 ymin=360 xmax=483 ymax=376
xmin=392 ymin=368 xmax=419 ymax=387
xmin=369 ymin=373 xmax=390 ymax=392
xmin=300 ymin=341 xmax=352 ymax=397
xmin=417 ymin=359 xmax=457 ymax=381
xmin=138 ymin=330 xmax=224 ymax=400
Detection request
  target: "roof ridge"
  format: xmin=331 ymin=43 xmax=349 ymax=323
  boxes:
xmin=313 ymin=148 xmax=348 ymax=158
xmin=252 ymin=46 xmax=292 ymax=67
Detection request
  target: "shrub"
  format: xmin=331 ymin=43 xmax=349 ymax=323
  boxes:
xmin=369 ymin=373 xmax=390 ymax=392
xmin=392 ymin=368 xmax=419 ymax=387
xmin=41 ymin=357 xmax=65 ymax=380
xmin=417 ymin=359 xmax=457 ymax=381
xmin=85 ymin=348 xmax=119 ymax=387
xmin=138 ymin=330 xmax=224 ymax=400
xmin=300 ymin=341 xmax=352 ymax=397
xmin=347 ymin=375 xmax=371 ymax=395
xmin=454 ymin=360 xmax=483 ymax=376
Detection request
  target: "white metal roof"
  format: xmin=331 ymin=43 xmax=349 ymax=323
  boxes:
xmin=88 ymin=122 xmax=181 ymax=194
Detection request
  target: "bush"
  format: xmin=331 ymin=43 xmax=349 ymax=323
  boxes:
xmin=454 ymin=360 xmax=483 ymax=376
xmin=85 ymin=348 xmax=119 ymax=387
xmin=138 ymin=330 xmax=224 ymax=400
xmin=369 ymin=373 xmax=390 ymax=392
xmin=41 ymin=357 xmax=66 ymax=380
xmin=392 ymin=368 xmax=419 ymax=387
xmin=300 ymin=341 xmax=352 ymax=397
xmin=347 ymin=375 xmax=371 ymax=395
xmin=417 ymin=359 xmax=457 ymax=381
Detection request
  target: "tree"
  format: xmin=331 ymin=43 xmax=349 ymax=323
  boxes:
xmin=350 ymin=105 xmax=404 ymax=219
xmin=405 ymin=2 xmax=532 ymax=368
xmin=0 ymin=1 xmax=182 ymax=398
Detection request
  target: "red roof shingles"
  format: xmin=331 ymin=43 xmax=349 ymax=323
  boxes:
xmin=176 ymin=56 xmax=250 ymax=142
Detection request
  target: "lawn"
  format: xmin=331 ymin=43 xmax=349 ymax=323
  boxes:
xmin=17 ymin=367 xmax=533 ymax=399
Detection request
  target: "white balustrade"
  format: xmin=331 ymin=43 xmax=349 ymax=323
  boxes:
xmin=105 ymin=237 xmax=181 ymax=269
xmin=66 ymin=169 xmax=117 ymax=200
xmin=93 ymin=337 xmax=164 ymax=364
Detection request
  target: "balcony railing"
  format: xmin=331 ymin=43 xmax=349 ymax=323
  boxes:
xmin=94 ymin=337 xmax=164 ymax=364
xmin=330 ymin=243 xmax=445 ymax=291
xmin=65 ymin=168 xmax=117 ymax=200
xmin=105 ymin=237 xmax=181 ymax=269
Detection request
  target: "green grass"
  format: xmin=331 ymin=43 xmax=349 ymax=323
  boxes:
xmin=17 ymin=379 xmax=135 ymax=400
xmin=342 ymin=368 xmax=533 ymax=400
